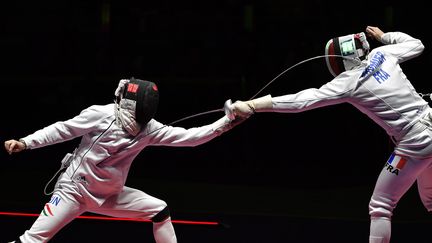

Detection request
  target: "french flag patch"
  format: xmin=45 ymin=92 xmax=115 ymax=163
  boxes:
xmin=387 ymin=153 xmax=407 ymax=170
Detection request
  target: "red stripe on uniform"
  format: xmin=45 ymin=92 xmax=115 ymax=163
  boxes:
xmin=396 ymin=157 xmax=407 ymax=169
xmin=45 ymin=203 xmax=54 ymax=216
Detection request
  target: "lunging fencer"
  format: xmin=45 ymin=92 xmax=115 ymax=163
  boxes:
xmin=4 ymin=78 xmax=243 ymax=243
xmin=230 ymin=26 xmax=432 ymax=243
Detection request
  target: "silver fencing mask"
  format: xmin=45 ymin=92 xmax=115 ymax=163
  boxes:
xmin=325 ymin=32 xmax=370 ymax=77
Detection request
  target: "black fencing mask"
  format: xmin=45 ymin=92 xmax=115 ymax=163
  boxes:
xmin=122 ymin=78 xmax=159 ymax=125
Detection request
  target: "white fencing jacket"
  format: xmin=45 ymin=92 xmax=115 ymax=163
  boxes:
xmin=261 ymin=32 xmax=430 ymax=156
xmin=21 ymin=104 xmax=231 ymax=206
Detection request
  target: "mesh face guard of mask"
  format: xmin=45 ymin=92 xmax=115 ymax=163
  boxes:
xmin=325 ymin=32 xmax=370 ymax=77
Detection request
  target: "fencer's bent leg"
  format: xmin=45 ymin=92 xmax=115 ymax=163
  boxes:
xmin=19 ymin=183 xmax=85 ymax=242
xmin=92 ymin=186 xmax=177 ymax=243
xmin=152 ymin=207 xmax=176 ymax=243
xmin=153 ymin=216 xmax=177 ymax=243
xmin=369 ymin=154 xmax=428 ymax=243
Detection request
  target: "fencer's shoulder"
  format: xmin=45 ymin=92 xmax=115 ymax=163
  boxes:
xmin=336 ymin=68 xmax=363 ymax=80
xmin=146 ymin=118 xmax=159 ymax=125
xmin=366 ymin=48 xmax=388 ymax=60
xmin=80 ymin=104 xmax=115 ymax=117
xmin=142 ymin=119 xmax=163 ymax=131
xmin=136 ymin=119 xmax=165 ymax=138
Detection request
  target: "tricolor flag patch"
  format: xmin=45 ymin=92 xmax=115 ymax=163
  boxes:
xmin=42 ymin=203 xmax=54 ymax=217
xmin=385 ymin=153 xmax=407 ymax=176
xmin=387 ymin=153 xmax=407 ymax=169
xmin=41 ymin=195 xmax=61 ymax=217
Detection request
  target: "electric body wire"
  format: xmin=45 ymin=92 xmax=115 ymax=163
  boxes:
xmin=249 ymin=54 xmax=358 ymax=100
xmin=166 ymin=55 xmax=356 ymax=126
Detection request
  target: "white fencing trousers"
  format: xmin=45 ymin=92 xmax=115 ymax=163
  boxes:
xmin=18 ymin=181 xmax=177 ymax=243
xmin=369 ymin=154 xmax=432 ymax=243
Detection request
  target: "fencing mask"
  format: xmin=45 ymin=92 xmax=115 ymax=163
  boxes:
xmin=115 ymin=77 xmax=159 ymax=132
xmin=325 ymin=32 xmax=370 ymax=77
xmin=123 ymin=78 xmax=159 ymax=125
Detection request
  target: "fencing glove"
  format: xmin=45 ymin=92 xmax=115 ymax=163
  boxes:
xmin=232 ymin=95 xmax=273 ymax=118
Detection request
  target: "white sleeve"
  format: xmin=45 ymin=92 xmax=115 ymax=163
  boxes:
xmin=379 ymin=32 xmax=424 ymax=64
xmin=144 ymin=116 xmax=230 ymax=147
xmin=268 ymin=71 xmax=355 ymax=113
xmin=21 ymin=105 xmax=108 ymax=149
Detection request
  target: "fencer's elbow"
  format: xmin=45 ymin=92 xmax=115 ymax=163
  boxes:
xmin=420 ymin=43 xmax=425 ymax=52
xmin=416 ymin=40 xmax=425 ymax=53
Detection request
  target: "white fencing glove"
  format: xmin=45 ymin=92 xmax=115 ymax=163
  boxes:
xmin=232 ymin=95 xmax=272 ymax=118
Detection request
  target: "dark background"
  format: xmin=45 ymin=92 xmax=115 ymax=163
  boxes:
xmin=1 ymin=0 xmax=432 ymax=242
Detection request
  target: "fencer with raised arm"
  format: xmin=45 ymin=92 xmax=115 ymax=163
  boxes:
xmin=232 ymin=26 xmax=432 ymax=243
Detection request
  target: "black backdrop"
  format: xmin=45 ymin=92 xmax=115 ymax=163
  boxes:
xmin=1 ymin=0 xmax=431 ymax=225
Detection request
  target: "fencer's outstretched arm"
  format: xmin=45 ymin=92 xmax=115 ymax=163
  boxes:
xmin=232 ymin=71 xmax=354 ymax=117
xmin=5 ymin=105 xmax=112 ymax=153
xmin=235 ymin=66 xmax=364 ymax=115
xmin=144 ymin=114 xmax=246 ymax=147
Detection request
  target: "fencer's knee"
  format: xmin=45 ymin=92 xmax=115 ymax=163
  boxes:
xmin=152 ymin=206 xmax=171 ymax=223
xmin=369 ymin=194 xmax=396 ymax=220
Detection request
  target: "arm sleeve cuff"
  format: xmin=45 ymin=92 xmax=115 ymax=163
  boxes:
xmin=18 ymin=138 xmax=28 ymax=150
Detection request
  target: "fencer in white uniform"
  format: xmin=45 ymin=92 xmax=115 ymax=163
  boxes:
xmin=4 ymin=78 xmax=241 ymax=243
xmin=231 ymin=26 xmax=432 ymax=243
